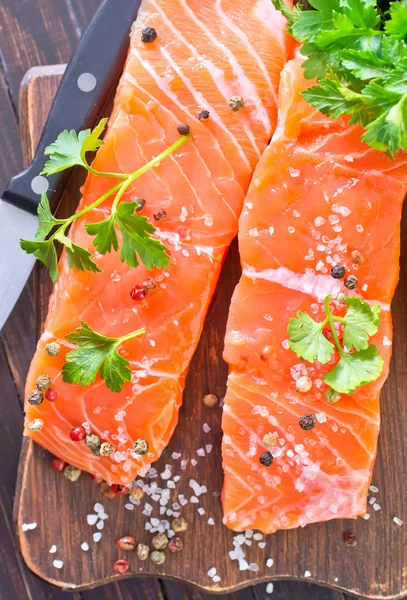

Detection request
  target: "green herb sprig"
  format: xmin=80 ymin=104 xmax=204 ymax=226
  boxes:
xmin=21 ymin=119 xmax=191 ymax=281
xmin=62 ymin=321 xmax=146 ymax=392
xmin=272 ymin=0 xmax=407 ymax=155
xmin=288 ymin=295 xmax=384 ymax=394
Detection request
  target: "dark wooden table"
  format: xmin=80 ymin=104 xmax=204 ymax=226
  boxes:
xmin=0 ymin=2 xmax=400 ymax=600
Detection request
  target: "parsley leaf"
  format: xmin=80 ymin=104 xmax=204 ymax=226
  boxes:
xmin=288 ymin=311 xmax=334 ymax=363
xmin=55 ymin=232 xmax=101 ymax=275
xmin=272 ymin=0 xmax=407 ymax=154
xmin=85 ymin=216 xmax=119 ymax=255
xmin=323 ymin=344 xmax=384 ymax=393
xmin=19 ymin=239 xmax=59 ymax=282
xmin=42 ymin=118 xmax=108 ymax=176
xmin=35 ymin=192 xmax=60 ymax=240
xmin=62 ymin=321 xmax=145 ymax=392
xmin=342 ymin=297 xmax=381 ymax=350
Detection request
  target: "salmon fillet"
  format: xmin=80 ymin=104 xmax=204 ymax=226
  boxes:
xmin=24 ymin=0 xmax=289 ymax=485
xmin=221 ymin=57 xmax=407 ymax=533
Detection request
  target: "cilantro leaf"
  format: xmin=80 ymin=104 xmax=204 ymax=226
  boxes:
xmin=62 ymin=321 xmax=144 ymax=392
xmin=41 ymin=118 xmax=108 ymax=176
xmin=288 ymin=311 xmax=334 ymax=363
xmin=115 ymin=201 xmax=171 ymax=269
xmin=85 ymin=216 xmax=119 ymax=254
xmin=35 ymin=192 xmax=60 ymax=240
xmin=19 ymin=239 xmax=59 ymax=282
xmin=323 ymin=344 xmax=384 ymax=394
xmin=342 ymin=297 xmax=381 ymax=351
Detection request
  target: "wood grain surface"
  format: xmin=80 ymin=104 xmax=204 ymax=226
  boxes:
xmin=13 ymin=60 xmax=407 ymax=600
xmin=0 ymin=2 xmax=404 ymax=600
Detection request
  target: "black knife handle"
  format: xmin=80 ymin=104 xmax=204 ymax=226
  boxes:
xmin=3 ymin=0 xmax=141 ymax=215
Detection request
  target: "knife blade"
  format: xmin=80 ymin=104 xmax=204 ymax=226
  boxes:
xmin=0 ymin=0 xmax=141 ymax=332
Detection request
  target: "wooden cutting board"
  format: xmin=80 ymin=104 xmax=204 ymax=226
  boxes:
xmin=14 ymin=65 xmax=407 ymax=598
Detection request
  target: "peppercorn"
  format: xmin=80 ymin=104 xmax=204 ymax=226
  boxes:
xmin=45 ymin=342 xmax=61 ymax=356
xmin=299 ymin=414 xmax=316 ymax=431
xmin=117 ymin=536 xmax=136 ymax=551
xmin=141 ymin=27 xmax=157 ymax=43
xmin=322 ymin=327 xmax=332 ymax=340
xmin=150 ymin=550 xmax=166 ymax=565
xmin=100 ymin=481 xmax=116 ymax=499
xmin=36 ymin=374 xmax=51 ymax=391
xmin=153 ymin=209 xmax=167 ymax=222
xmin=263 ymin=432 xmax=277 ymax=447
xmin=344 ymin=275 xmax=358 ymax=290
xmin=137 ymin=543 xmax=150 ymax=561
xmin=168 ymin=536 xmax=183 ymax=553
xmin=70 ymin=426 xmax=86 ymax=442
xmin=133 ymin=438 xmax=149 ymax=456
xmin=28 ymin=418 xmax=44 ymax=432
xmin=229 ymin=96 xmax=244 ymax=111
xmin=50 ymin=457 xmax=67 ymax=472
xmin=351 ymin=250 xmax=364 ymax=265
xmin=130 ymin=285 xmax=146 ymax=301
xmin=129 ymin=486 xmax=145 ymax=501
xmin=331 ymin=265 xmax=346 ymax=279
xmin=45 ymin=389 xmax=58 ymax=402
xmin=337 ymin=292 xmax=346 ymax=302
xmin=86 ymin=433 xmax=101 ymax=452
xmin=63 ymin=465 xmax=82 ymax=482
xmin=100 ymin=442 xmax=115 ymax=457
xmin=113 ymin=559 xmax=129 ymax=574
xmin=143 ymin=278 xmax=156 ymax=293
xmin=344 ymin=532 xmax=357 ymax=547
xmin=132 ymin=197 xmax=146 ymax=212
xmin=27 ymin=390 xmax=44 ymax=406
xmin=203 ymin=393 xmax=218 ymax=408
xmin=198 ymin=109 xmax=210 ymax=120
xmin=259 ymin=451 xmax=273 ymax=467
xmin=325 ymin=388 xmax=341 ymax=403
xmin=177 ymin=123 xmax=190 ymax=136
xmin=90 ymin=473 xmax=104 ymax=484
xmin=171 ymin=517 xmax=188 ymax=532
xmin=151 ymin=533 xmax=168 ymax=550
xmin=296 ymin=376 xmax=312 ymax=393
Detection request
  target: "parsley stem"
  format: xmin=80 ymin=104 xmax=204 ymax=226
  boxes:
xmin=111 ymin=134 xmax=191 ymax=213
xmin=116 ymin=328 xmax=146 ymax=346
xmin=324 ymin=295 xmax=343 ymax=356
xmin=87 ymin=166 xmax=129 ymax=180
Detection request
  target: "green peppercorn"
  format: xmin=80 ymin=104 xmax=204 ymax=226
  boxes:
xmin=45 ymin=342 xmax=61 ymax=356
xmin=86 ymin=433 xmax=101 ymax=452
xmin=137 ymin=543 xmax=150 ymax=560
xmin=133 ymin=438 xmax=149 ymax=455
xmin=150 ymin=550 xmax=166 ymax=565
xmin=171 ymin=517 xmax=188 ymax=532
xmin=151 ymin=533 xmax=168 ymax=550
xmin=63 ymin=465 xmax=82 ymax=482
xmin=325 ymin=388 xmax=341 ymax=403
xmin=99 ymin=442 xmax=115 ymax=457
xmin=229 ymin=96 xmax=244 ymax=111
xmin=36 ymin=374 xmax=51 ymax=392
xmin=28 ymin=418 xmax=44 ymax=432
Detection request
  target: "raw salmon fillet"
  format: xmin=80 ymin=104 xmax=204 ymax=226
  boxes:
xmin=24 ymin=0 xmax=290 ymax=485
xmin=221 ymin=56 xmax=407 ymax=533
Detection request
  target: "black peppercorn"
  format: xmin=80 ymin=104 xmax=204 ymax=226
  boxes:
xmin=198 ymin=110 xmax=210 ymax=120
xmin=344 ymin=275 xmax=358 ymax=290
xmin=177 ymin=123 xmax=190 ymax=135
xmin=299 ymin=414 xmax=316 ymax=431
xmin=154 ymin=209 xmax=167 ymax=222
xmin=331 ymin=265 xmax=346 ymax=279
xmin=141 ymin=27 xmax=157 ymax=43
xmin=132 ymin=197 xmax=146 ymax=212
xmin=27 ymin=390 xmax=44 ymax=406
xmin=259 ymin=451 xmax=273 ymax=467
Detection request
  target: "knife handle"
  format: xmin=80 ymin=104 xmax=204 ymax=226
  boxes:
xmin=3 ymin=0 xmax=141 ymax=216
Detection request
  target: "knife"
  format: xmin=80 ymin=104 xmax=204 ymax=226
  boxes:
xmin=0 ymin=0 xmax=142 ymax=332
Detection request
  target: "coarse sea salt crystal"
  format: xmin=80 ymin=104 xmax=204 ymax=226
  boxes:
xmin=362 ymin=513 xmax=371 ymax=520
xmin=393 ymin=517 xmax=403 ymax=526
xmin=94 ymin=502 xmax=104 ymax=514
xmin=49 ymin=545 xmax=57 ymax=554
xmin=208 ymin=517 xmax=215 ymax=525
xmin=53 ymin=560 xmax=63 ymax=569
xmin=22 ymin=523 xmax=37 ymax=531
xmin=93 ymin=532 xmax=102 ymax=543
xmin=202 ymin=423 xmax=211 ymax=433
xmin=382 ymin=336 xmax=392 ymax=347
xmin=174 ymin=475 xmax=181 ymax=482
xmin=87 ymin=514 xmax=98 ymax=526
xmin=96 ymin=520 xmax=105 ymax=529
xmin=304 ymin=570 xmax=311 ymax=578
xmin=167 ymin=481 xmax=176 ymax=489
xmin=282 ymin=339 xmax=289 ymax=350
xmin=373 ymin=503 xmax=381 ymax=511
xmin=205 ymin=444 xmax=213 ymax=454
xmin=258 ymin=542 xmax=266 ymax=549
xmin=249 ymin=563 xmax=259 ymax=572
xmin=266 ymin=558 xmax=274 ymax=568
xmin=198 ymin=507 xmax=206 ymax=515
xmin=269 ymin=226 xmax=274 ymax=236
xmin=289 ymin=168 xmax=300 ymax=178
xmin=190 ymin=496 xmax=199 ymax=503
xmin=266 ymin=582 xmax=274 ymax=594
xmin=369 ymin=497 xmax=377 ymax=505
xmin=239 ymin=559 xmax=249 ymax=571
xmin=245 ymin=529 xmax=253 ymax=539
xmin=316 ymin=412 xmax=327 ymax=424
xmin=207 ymin=567 xmax=217 ymax=577
xmin=125 ymin=503 xmax=134 ymax=511
xmin=197 ymin=448 xmax=206 ymax=457
xmin=253 ymin=533 xmax=263 ymax=541
xmin=369 ymin=485 xmax=379 ymax=493
xmin=81 ymin=542 xmax=89 ymax=551
xmin=191 ymin=458 xmax=198 ymax=466
xmin=172 ymin=452 xmax=181 ymax=460
xmin=213 ymin=576 xmax=221 ymax=583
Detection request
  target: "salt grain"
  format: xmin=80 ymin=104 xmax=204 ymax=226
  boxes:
xmin=198 ymin=507 xmax=206 ymax=515
xmin=22 ymin=523 xmax=37 ymax=531
xmin=125 ymin=503 xmax=134 ymax=511
xmin=304 ymin=570 xmax=311 ymax=578
xmin=197 ymin=448 xmax=206 ymax=457
xmin=81 ymin=542 xmax=89 ymax=551
xmin=93 ymin=532 xmax=102 ymax=543
xmin=369 ymin=485 xmax=379 ymax=493
xmin=202 ymin=423 xmax=211 ymax=433
xmin=96 ymin=520 xmax=104 ymax=530
xmin=393 ymin=517 xmax=403 ymax=526
xmin=87 ymin=514 xmax=98 ymax=526
xmin=94 ymin=502 xmax=104 ymax=514
xmin=249 ymin=563 xmax=259 ymax=572
xmin=208 ymin=518 xmax=215 ymax=525
xmin=191 ymin=458 xmax=198 ymax=466
xmin=213 ymin=576 xmax=221 ymax=583
xmin=53 ymin=560 xmax=63 ymax=569
xmin=266 ymin=558 xmax=274 ymax=568
xmin=239 ymin=559 xmax=249 ymax=571
xmin=172 ymin=452 xmax=181 ymax=459
xmin=49 ymin=545 xmax=57 ymax=554
xmin=266 ymin=582 xmax=274 ymax=594
xmin=205 ymin=444 xmax=213 ymax=453
xmin=373 ymin=503 xmax=381 ymax=511
xmin=190 ymin=496 xmax=199 ymax=503
xmin=362 ymin=513 xmax=371 ymax=520
xmin=258 ymin=542 xmax=266 ymax=549
xmin=207 ymin=567 xmax=217 ymax=577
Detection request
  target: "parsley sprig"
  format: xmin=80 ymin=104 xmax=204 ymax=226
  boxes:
xmin=288 ymin=295 xmax=384 ymax=394
xmin=21 ymin=119 xmax=191 ymax=281
xmin=62 ymin=321 xmax=146 ymax=392
xmin=272 ymin=0 xmax=407 ymax=155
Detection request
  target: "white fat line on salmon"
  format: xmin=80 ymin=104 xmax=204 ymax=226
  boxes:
xmin=215 ymin=0 xmax=278 ymax=107
xmin=177 ymin=0 xmax=271 ymax=142
xmin=243 ymin=265 xmax=390 ymax=311
xmin=146 ymin=1 xmax=255 ymax=170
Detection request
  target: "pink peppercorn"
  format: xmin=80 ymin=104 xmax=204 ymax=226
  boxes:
xmin=113 ymin=559 xmax=129 ymax=574
xmin=70 ymin=426 xmax=86 ymax=442
xmin=130 ymin=285 xmax=146 ymax=301
xmin=112 ymin=484 xmax=130 ymax=496
xmin=51 ymin=457 xmax=67 ymax=472
xmin=45 ymin=389 xmax=58 ymax=402
xmin=168 ymin=536 xmax=183 ymax=553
